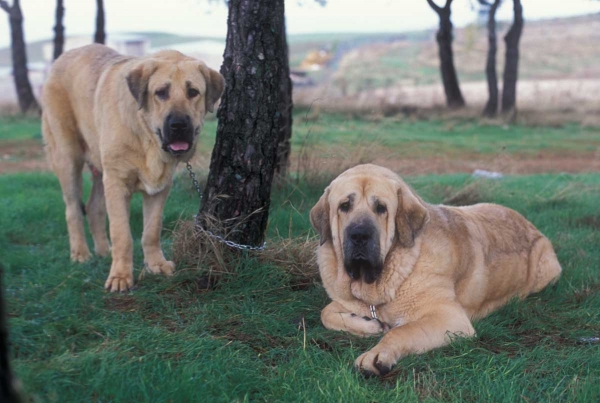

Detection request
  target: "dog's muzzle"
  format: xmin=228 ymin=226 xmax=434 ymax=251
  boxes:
xmin=161 ymin=113 xmax=195 ymax=156
xmin=343 ymin=220 xmax=383 ymax=284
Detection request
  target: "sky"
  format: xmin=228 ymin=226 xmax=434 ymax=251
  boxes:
xmin=1 ymin=0 xmax=599 ymax=48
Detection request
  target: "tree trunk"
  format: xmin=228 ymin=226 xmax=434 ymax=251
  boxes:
xmin=501 ymin=0 xmax=523 ymax=115
xmin=53 ymin=0 xmax=65 ymax=61
xmin=427 ymin=0 xmax=465 ymax=109
xmin=1 ymin=0 xmax=40 ymax=114
xmin=0 ymin=269 xmax=20 ymax=403
xmin=275 ymin=18 xmax=293 ymax=177
xmin=198 ymin=0 xmax=286 ymax=247
xmin=94 ymin=0 xmax=105 ymax=44
xmin=482 ymin=0 xmax=501 ymax=117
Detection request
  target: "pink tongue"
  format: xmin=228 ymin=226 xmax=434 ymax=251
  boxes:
xmin=169 ymin=141 xmax=189 ymax=151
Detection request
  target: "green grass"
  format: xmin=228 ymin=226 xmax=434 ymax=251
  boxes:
xmin=291 ymin=114 xmax=600 ymax=156
xmin=3 ymin=112 xmax=599 ymax=160
xmin=1 ymin=167 xmax=599 ymax=402
xmin=0 ymin=116 xmax=42 ymax=141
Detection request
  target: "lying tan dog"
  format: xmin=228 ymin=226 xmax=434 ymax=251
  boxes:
xmin=310 ymin=164 xmax=561 ymax=376
xmin=42 ymin=44 xmax=224 ymax=292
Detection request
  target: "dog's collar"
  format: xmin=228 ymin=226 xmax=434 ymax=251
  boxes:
xmin=369 ymin=305 xmax=378 ymax=320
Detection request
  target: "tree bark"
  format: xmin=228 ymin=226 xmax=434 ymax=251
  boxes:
xmin=482 ymin=0 xmax=501 ymax=117
xmin=0 ymin=0 xmax=40 ymax=114
xmin=0 ymin=268 xmax=19 ymax=403
xmin=198 ymin=0 xmax=286 ymax=247
xmin=94 ymin=0 xmax=105 ymax=44
xmin=53 ymin=0 xmax=65 ymax=61
xmin=426 ymin=0 xmax=465 ymax=108
xmin=275 ymin=18 xmax=293 ymax=177
xmin=501 ymin=0 xmax=523 ymax=115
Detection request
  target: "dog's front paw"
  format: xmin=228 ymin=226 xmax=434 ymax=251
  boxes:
xmin=355 ymin=346 xmax=398 ymax=377
xmin=145 ymin=260 xmax=175 ymax=276
xmin=105 ymin=266 xmax=134 ymax=292
xmin=70 ymin=246 xmax=91 ymax=263
xmin=340 ymin=313 xmax=386 ymax=337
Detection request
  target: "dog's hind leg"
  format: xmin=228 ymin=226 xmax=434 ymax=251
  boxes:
xmin=528 ymin=236 xmax=562 ymax=294
xmin=87 ymin=170 xmax=110 ymax=257
xmin=42 ymin=113 xmax=91 ymax=263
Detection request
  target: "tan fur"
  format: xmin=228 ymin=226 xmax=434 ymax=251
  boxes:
xmin=42 ymin=44 xmax=224 ymax=292
xmin=311 ymin=164 xmax=562 ymax=375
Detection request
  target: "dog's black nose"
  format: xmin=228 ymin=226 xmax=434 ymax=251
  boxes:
xmin=168 ymin=115 xmax=190 ymax=132
xmin=348 ymin=225 xmax=373 ymax=245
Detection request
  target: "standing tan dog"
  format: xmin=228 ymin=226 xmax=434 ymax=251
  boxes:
xmin=42 ymin=44 xmax=224 ymax=292
xmin=310 ymin=164 xmax=561 ymax=376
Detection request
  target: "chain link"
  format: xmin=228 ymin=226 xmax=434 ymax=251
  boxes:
xmin=185 ymin=162 xmax=266 ymax=251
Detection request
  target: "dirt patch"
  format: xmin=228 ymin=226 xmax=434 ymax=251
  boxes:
xmin=575 ymin=216 xmax=600 ymax=230
xmin=293 ymin=149 xmax=600 ymax=176
xmin=0 ymin=139 xmax=48 ymax=174
xmin=103 ymin=295 xmax=139 ymax=313
xmin=2 ymin=136 xmax=600 ymax=176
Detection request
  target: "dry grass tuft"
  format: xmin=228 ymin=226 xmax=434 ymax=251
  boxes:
xmin=256 ymin=234 xmax=319 ymax=281
xmin=442 ymin=182 xmax=485 ymax=206
xmin=171 ymin=219 xmax=319 ymax=283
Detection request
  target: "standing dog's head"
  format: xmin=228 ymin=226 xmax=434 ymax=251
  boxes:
xmin=310 ymin=164 xmax=429 ymax=284
xmin=126 ymin=50 xmax=225 ymax=157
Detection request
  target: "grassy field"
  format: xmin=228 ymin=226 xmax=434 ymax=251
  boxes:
xmin=3 ymin=113 xmax=599 ymax=174
xmin=1 ymin=116 xmax=599 ymax=401
xmin=307 ymin=14 xmax=600 ymax=95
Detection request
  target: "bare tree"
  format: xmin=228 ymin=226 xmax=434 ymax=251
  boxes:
xmin=275 ymin=18 xmax=293 ymax=177
xmin=198 ymin=0 xmax=288 ymax=247
xmin=426 ymin=0 xmax=465 ymax=108
xmin=501 ymin=0 xmax=523 ymax=116
xmin=0 ymin=0 xmax=40 ymax=114
xmin=479 ymin=0 xmax=502 ymax=117
xmin=94 ymin=0 xmax=105 ymax=44
xmin=53 ymin=0 xmax=65 ymax=60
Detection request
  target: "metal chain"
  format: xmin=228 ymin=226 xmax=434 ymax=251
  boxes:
xmin=185 ymin=162 xmax=266 ymax=251
xmin=186 ymin=162 xmax=203 ymax=198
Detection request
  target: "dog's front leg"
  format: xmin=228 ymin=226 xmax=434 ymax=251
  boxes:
xmin=321 ymin=300 xmax=387 ymax=337
xmin=141 ymin=184 xmax=175 ymax=277
xmin=103 ymin=175 xmax=134 ymax=292
xmin=354 ymin=303 xmax=475 ymax=376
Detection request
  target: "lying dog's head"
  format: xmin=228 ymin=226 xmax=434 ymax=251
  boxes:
xmin=126 ymin=50 xmax=225 ymax=157
xmin=310 ymin=164 xmax=429 ymax=284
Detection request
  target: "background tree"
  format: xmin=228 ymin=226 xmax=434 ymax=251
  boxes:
xmin=426 ymin=0 xmax=465 ymax=108
xmin=479 ymin=0 xmax=502 ymax=117
xmin=94 ymin=0 xmax=105 ymax=44
xmin=199 ymin=0 xmax=287 ymax=247
xmin=0 ymin=0 xmax=40 ymax=114
xmin=53 ymin=0 xmax=65 ymax=60
xmin=501 ymin=0 xmax=523 ymax=115
xmin=275 ymin=18 xmax=293 ymax=177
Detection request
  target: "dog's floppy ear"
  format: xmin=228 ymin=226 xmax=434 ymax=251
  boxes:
xmin=126 ymin=61 xmax=158 ymax=110
xmin=395 ymin=183 xmax=429 ymax=248
xmin=310 ymin=188 xmax=332 ymax=246
xmin=199 ymin=64 xmax=225 ymax=113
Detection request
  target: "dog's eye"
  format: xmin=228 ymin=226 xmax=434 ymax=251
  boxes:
xmin=339 ymin=201 xmax=350 ymax=213
xmin=155 ymin=88 xmax=169 ymax=100
xmin=187 ymin=88 xmax=200 ymax=98
xmin=376 ymin=204 xmax=387 ymax=215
